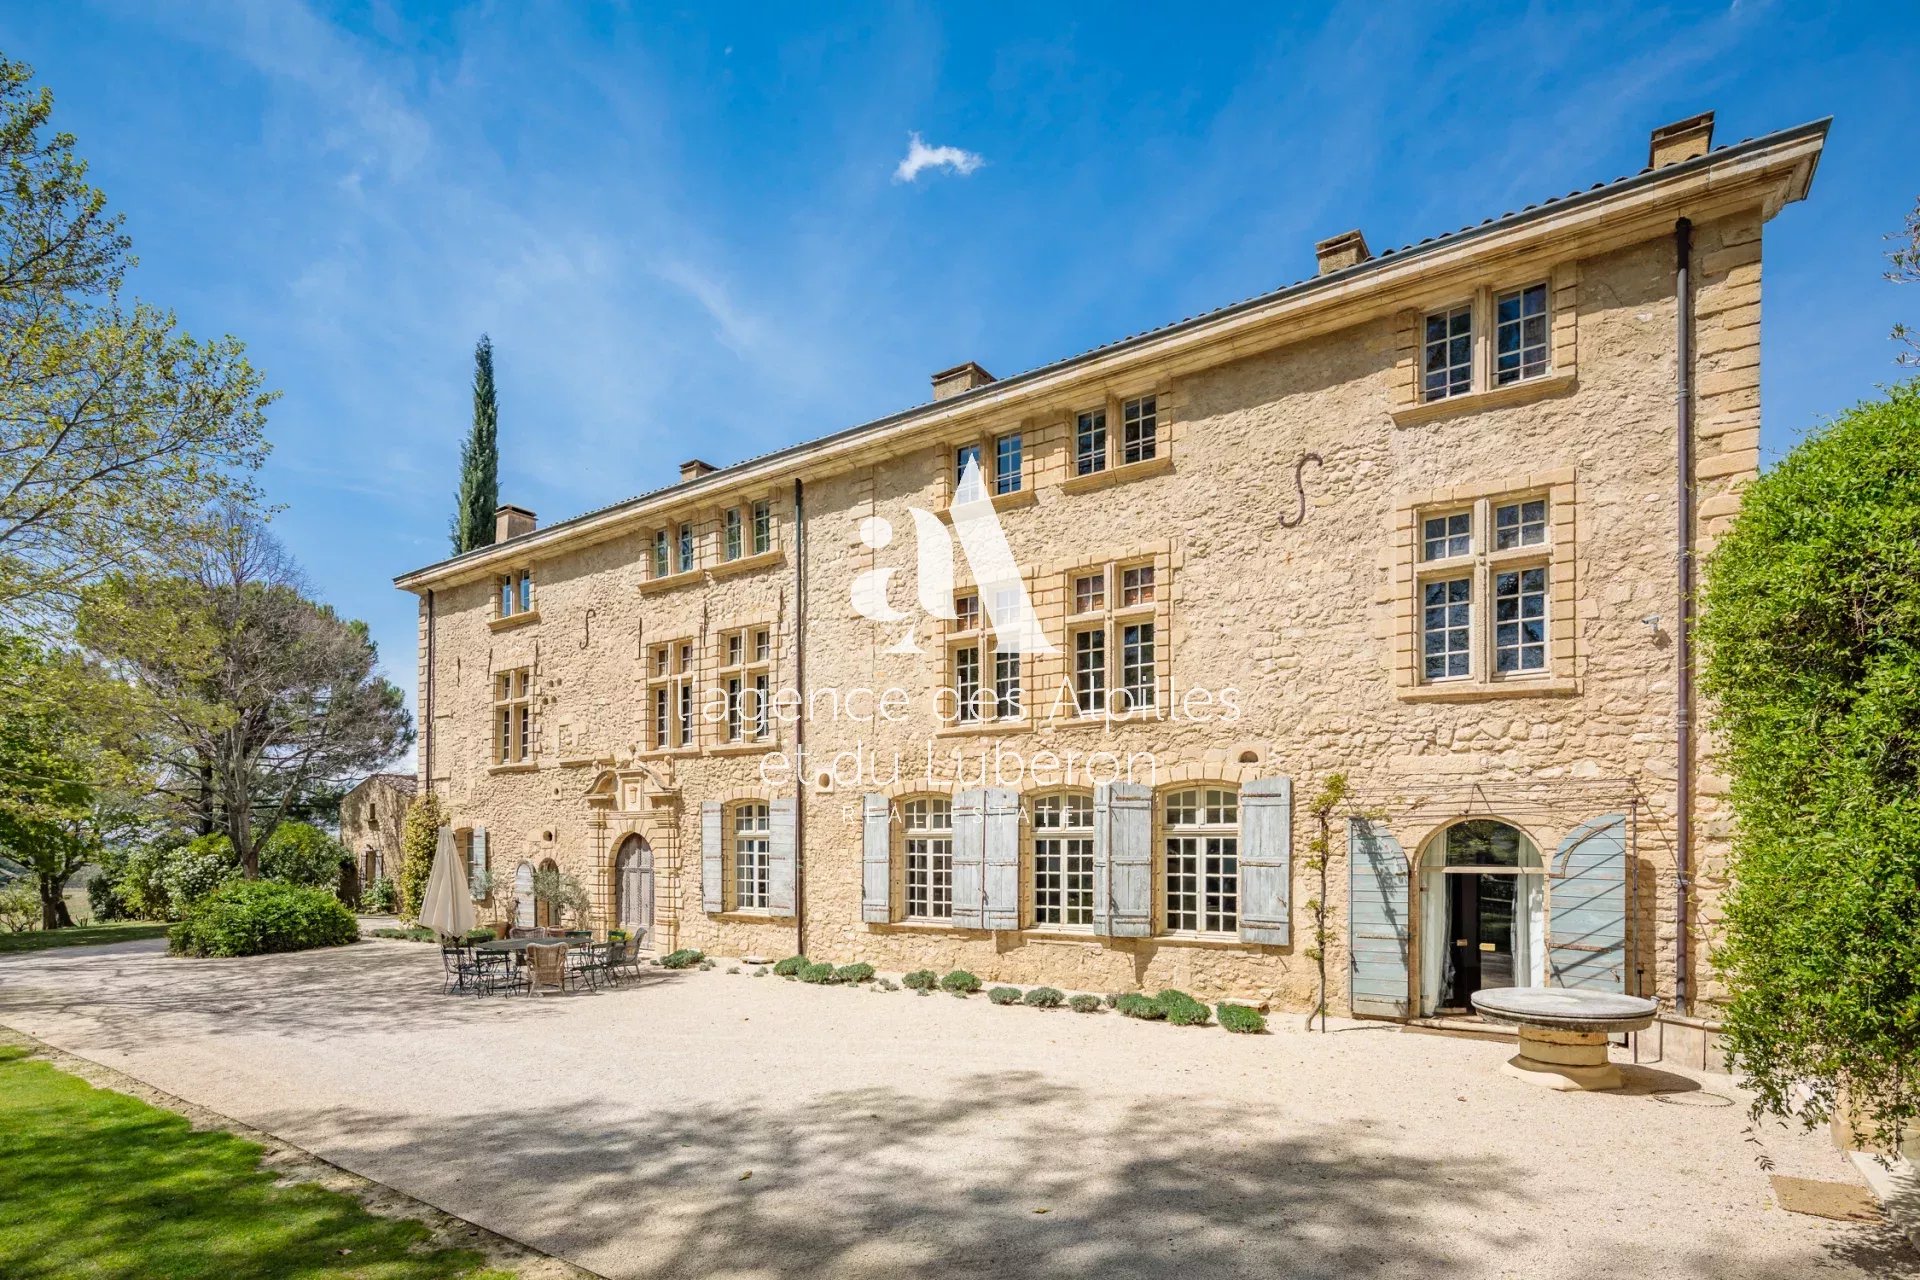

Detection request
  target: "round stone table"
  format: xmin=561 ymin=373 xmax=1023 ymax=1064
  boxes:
xmin=1469 ymin=987 xmax=1659 ymax=1091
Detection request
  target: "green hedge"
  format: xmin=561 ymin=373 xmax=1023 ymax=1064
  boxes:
xmin=773 ymin=955 xmax=808 ymax=977
xmin=1022 ymin=986 xmax=1065 ymax=1009
xmin=1217 ymin=1003 xmax=1267 ymax=1034
xmin=659 ymin=948 xmax=704 ymax=969
xmin=799 ymin=962 xmax=836 ymax=984
xmin=835 ymin=963 xmax=876 ymax=984
xmin=988 ymin=986 xmax=1023 ymax=1005
xmin=168 ymin=880 xmax=358 ymax=958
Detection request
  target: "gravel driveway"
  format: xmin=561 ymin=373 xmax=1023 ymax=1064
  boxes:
xmin=0 ymin=938 xmax=1908 ymax=1280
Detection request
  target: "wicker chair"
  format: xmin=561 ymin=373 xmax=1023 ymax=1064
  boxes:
xmin=525 ymin=942 xmax=570 ymax=995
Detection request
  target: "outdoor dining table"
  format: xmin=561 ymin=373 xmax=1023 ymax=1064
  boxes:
xmin=474 ymin=937 xmax=580 ymax=954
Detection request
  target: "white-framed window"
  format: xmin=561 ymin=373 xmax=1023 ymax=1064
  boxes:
xmin=1494 ymin=283 xmax=1550 ymax=386
xmin=1422 ymin=303 xmax=1473 ymax=402
xmin=993 ymin=648 xmax=1022 ymax=720
xmin=651 ymin=530 xmax=670 ymax=579
xmin=646 ymin=640 xmax=697 ymax=749
xmin=717 ymin=625 xmax=774 ymax=742
xmin=676 ymin=523 xmax=695 ymax=574
xmin=1164 ymin=786 xmax=1238 ymax=935
xmin=1120 ymin=395 xmax=1157 ymax=466
xmin=497 ymin=570 xmax=534 ymax=618
xmin=949 ymin=590 xmax=1019 ymax=723
xmin=723 ymin=508 xmax=743 ymax=561
xmin=1066 ymin=560 xmax=1158 ymax=716
xmin=751 ymin=500 xmax=773 ymax=555
xmin=955 ymin=443 xmax=985 ymax=503
xmin=1074 ymin=409 xmax=1106 ymax=477
xmin=492 ymin=668 xmax=531 ymax=764
xmin=902 ymin=797 xmax=953 ymax=921
xmin=994 ymin=432 xmax=1023 ymax=496
xmin=733 ymin=802 xmax=770 ymax=910
xmin=1414 ymin=493 xmax=1553 ymax=685
xmin=1031 ymin=792 xmax=1094 ymax=928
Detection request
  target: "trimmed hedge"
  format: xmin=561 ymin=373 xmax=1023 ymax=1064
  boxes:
xmin=1068 ymin=994 xmax=1102 ymax=1014
xmin=1115 ymin=993 xmax=1165 ymax=1020
xmin=939 ymin=969 xmax=982 ymax=996
xmin=773 ymin=955 xmax=808 ymax=977
xmin=799 ymin=962 xmax=836 ymax=984
xmin=835 ymin=962 xmax=876 ymax=984
xmin=659 ymin=948 xmax=704 ymax=969
xmin=988 ymin=986 xmax=1022 ymax=1006
xmin=902 ymin=969 xmax=938 ymax=991
xmin=1156 ymin=989 xmax=1212 ymax=1027
xmin=1022 ymin=986 xmax=1065 ymax=1009
xmin=1217 ymin=1003 xmax=1268 ymax=1034
xmin=168 ymin=880 xmax=357 ymax=958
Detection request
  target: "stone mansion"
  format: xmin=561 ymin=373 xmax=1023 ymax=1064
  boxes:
xmin=395 ymin=112 xmax=1825 ymax=1053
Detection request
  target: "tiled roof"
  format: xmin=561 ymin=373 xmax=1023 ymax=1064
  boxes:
xmin=398 ymin=117 xmax=1827 ymax=586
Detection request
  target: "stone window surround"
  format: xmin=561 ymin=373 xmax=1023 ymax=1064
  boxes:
xmin=1390 ymin=470 xmax=1579 ymax=700
xmin=1061 ymin=556 xmax=1161 ymax=720
xmin=944 ymin=587 xmax=1024 ymax=732
xmin=1060 ymin=386 xmax=1176 ymax=495
xmin=488 ymin=567 xmax=539 ymax=632
xmin=490 ymin=666 xmax=534 ymax=768
xmin=640 ymin=493 xmax=785 ymax=592
xmin=642 ymin=636 xmax=700 ymax=754
xmin=712 ymin=620 xmax=778 ymax=750
xmin=1391 ymin=262 xmax=1579 ymax=427
xmin=726 ymin=799 xmax=773 ymax=914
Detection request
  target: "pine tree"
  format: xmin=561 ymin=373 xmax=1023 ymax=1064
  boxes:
xmin=449 ymin=334 xmax=499 ymax=554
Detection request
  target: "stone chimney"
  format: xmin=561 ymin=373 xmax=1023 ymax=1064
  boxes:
xmin=679 ymin=459 xmax=718 ymax=483
xmin=1649 ymin=111 xmax=1714 ymax=169
xmin=1314 ymin=229 xmax=1371 ymax=276
xmin=931 ymin=362 xmax=995 ymax=401
xmin=494 ymin=504 xmax=536 ymax=543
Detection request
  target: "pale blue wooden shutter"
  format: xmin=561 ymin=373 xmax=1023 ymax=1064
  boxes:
xmin=950 ymin=789 xmax=986 ymax=929
xmin=767 ymin=797 xmax=797 ymax=916
xmin=1094 ymin=781 xmax=1151 ymax=937
xmin=1550 ymin=814 xmax=1629 ymax=992
xmin=700 ymin=800 xmax=723 ymax=913
xmin=861 ymin=794 xmax=892 ymax=922
xmin=514 ymin=862 xmax=534 ymax=926
xmin=983 ymin=786 xmax=1020 ymax=930
xmin=470 ymin=827 xmax=487 ymax=891
xmin=1348 ymin=818 xmax=1410 ymax=1018
xmin=1238 ymin=778 xmax=1292 ymax=945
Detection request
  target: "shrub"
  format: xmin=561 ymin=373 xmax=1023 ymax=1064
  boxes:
xmin=259 ymin=822 xmax=348 ymax=891
xmin=1218 ymin=1003 xmax=1267 ymax=1034
xmin=902 ymin=968 xmax=938 ymax=991
xmin=362 ymin=876 xmax=398 ymax=914
xmin=0 ymin=879 xmax=38 ymax=932
xmin=1164 ymin=998 xmax=1212 ymax=1028
xmin=1104 ymin=992 xmax=1122 ymax=1009
xmin=397 ymin=794 xmax=448 ymax=920
xmin=1022 ymin=986 xmax=1065 ymax=1009
xmin=160 ymin=835 xmax=239 ymax=913
xmin=939 ymin=969 xmax=981 ymax=996
xmin=874 ymin=977 xmax=899 ymax=992
xmin=1068 ymin=994 xmax=1102 ymax=1014
xmin=773 ymin=955 xmax=809 ymax=977
xmin=168 ymin=880 xmax=358 ymax=958
xmin=659 ymin=948 xmax=704 ymax=969
xmin=87 ymin=847 xmax=130 ymax=921
xmin=753 ymin=967 xmax=768 ymax=977
xmin=115 ymin=836 xmax=187 ymax=920
xmin=835 ymin=963 xmax=876 ymax=984
xmin=799 ymin=962 xmax=836 ymax=984
xmin=1115 ymin=994 xmax=1165 ymax=1020
xmin=1699 ymin=382 xmax=1920 ymax=1153
xmin=988 ymin=986 xmax=1022 ymax=1005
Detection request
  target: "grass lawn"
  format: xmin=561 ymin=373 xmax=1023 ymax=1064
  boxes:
xmin=0 ymin=921 xmax=173 ymax=955
xmin=0 ymin=1043 xmax=514 ymax=1279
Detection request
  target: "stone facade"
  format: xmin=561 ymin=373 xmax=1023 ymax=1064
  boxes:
xmin=339 ymin=772 xmax=415 ymax=903
xmin=395 ymin=116 xmax=1824 ymax=1030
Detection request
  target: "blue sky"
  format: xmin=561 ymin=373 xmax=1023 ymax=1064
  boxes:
xmin=3 ymin=2 xmax=1913 ymax=752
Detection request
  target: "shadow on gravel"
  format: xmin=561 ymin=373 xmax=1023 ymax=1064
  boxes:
xmin=262 ymin=1076 xmax=1525 ymax=1280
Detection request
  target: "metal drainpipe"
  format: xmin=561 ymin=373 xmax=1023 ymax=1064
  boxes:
xmin=424 ymin=588 xmax=436 ymax=796
xmin=792 ymin=477 xmax=808 ymax=955
xmin=1674 ymin=216 xmax=1695 ymax=1018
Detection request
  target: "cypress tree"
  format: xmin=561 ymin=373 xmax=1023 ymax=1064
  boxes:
xmin=450 ymin=334 xmax=500 ymax=554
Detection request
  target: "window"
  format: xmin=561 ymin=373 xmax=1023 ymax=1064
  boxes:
xmin=1075 ymin=409 xmax=1107 ymax=477
xmin=1032 ymin=793 xmax=1094 ymax=927
xmin=733 ymin=803 xmax=770 ymax=910
xmin=1423 ymin=512 xmax=1471 ymax=561
xmin=993 ymin=648 xmax=1023 ymax=720
xmin=497 ymin=570 xmax=534 ymax=618
xmin=1413 ymin=493 xmax=1553 ymax=685
xmin=492 ymin=668 xmax=531 ymax=765
xmin=646 ymin=641 xmax=696 ymax=749
xmin=953 ymin=644 xmax=982 ymax=723
xmin=1494 ymin=499 xmax=1547 ymax=550
xmin=723 ymin=508 xmax=742 ymax=561
xmin=1494 ymin=283 xmax=1549 ymax=386
xmin=1121 ymin=396 xmax=1157 ymax=465
xmin=949 ymin=590 xmax=1018 ymax=723
xmin=1164 ymin=787 xmax=1238 ymax=935
xmin=955 ymin=444 xmax=985 ymax=503
xmin=465 ymin=828 xmax=486 ymax=890
xmin=1423 ymin=303 xmax=1473 ymax=402
xmin=652 ymin=530 xmax=670 ymax=579
xmin=718 ymin=624 xmax=775 ymax=742
xmin=903 ymin=798 xmax=953 ymax=921
xmin=676 ymin=523 xmax=695 ymax=574
xmin=993 ymin=432 xmax=1023 ymax=496
xmin=751 ymin=500 xmax=772 ymax=555
xmin=1494 ymin=566 xmax=1548 ymax=673
xmin=1422 ymin=579 xmax=1472 ymax=680
xmin=1065 ymin=560 xmax=1159 ymax=716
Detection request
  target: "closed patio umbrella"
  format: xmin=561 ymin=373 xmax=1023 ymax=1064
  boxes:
xmin=418 ymin=825 xmax=476 ymax=940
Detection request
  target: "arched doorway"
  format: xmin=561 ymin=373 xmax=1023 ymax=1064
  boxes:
xmin=613 ymin=835 xmax=654 ymax=950
xmin=1419 ymin=820 xmax=1546 ymax=1015
xmin=513 ymin=862 xmax=535 ymax=927
xmin=535 ymin=858 xmax=560 ymax=929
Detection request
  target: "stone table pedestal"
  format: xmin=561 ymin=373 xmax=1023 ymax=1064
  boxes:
xmin=1469 ymin=987 xmax=1660 ymax=1092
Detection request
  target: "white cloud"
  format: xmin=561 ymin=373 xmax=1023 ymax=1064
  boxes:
xmin=892 ymin=131 xmax=984 ymax=183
